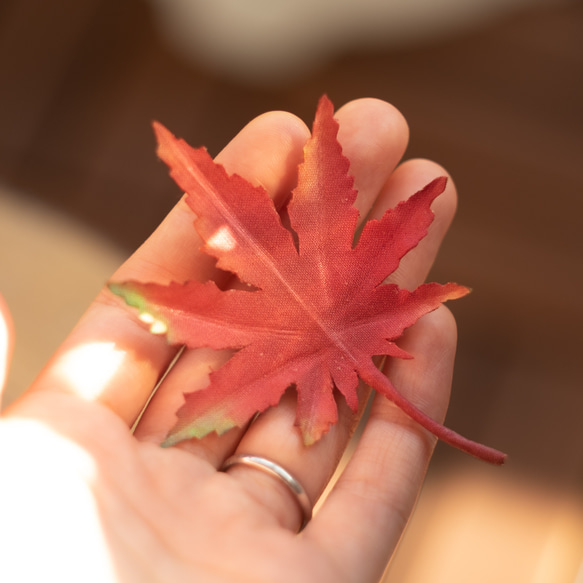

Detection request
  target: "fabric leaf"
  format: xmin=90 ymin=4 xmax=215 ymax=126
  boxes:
xmin=110 ymin=96 xmax=506 ymax=464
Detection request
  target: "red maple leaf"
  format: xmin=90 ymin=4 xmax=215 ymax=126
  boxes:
xmin=110 ymin=96 xmax=505 ymax=464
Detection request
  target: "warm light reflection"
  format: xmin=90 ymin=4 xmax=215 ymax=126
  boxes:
xmin=207 ymin=225 xmax=237 ymax=252
xmin=0 ymin=305 xmax=9 ymax=393
xmin=56 ymin=342 xmax=125 ymax=400
xmin=139 ymin=311 xmax=168 ymax=335
xmin=0 ymin=418 xmax=117 ymax=580
xmin=383 ymin=469 xmax=583 ymax=583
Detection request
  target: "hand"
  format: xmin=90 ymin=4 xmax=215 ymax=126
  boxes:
xmin=0 ymin=98 xmax=458 ymax=583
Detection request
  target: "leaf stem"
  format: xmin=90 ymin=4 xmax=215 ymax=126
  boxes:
xmin=358 ymin=363 xmax=507 ymax=465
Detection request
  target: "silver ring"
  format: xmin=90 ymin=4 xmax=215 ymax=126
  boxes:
xmin=221 ymin=454 xmax=312 ymax=532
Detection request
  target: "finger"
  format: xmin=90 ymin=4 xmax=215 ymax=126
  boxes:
xmin=336 ymin=98 xmax=410 ymax=217
xmin=369 ymin=158 xmax=457 ymax=288
xmin=8 ymin=112 xmax=310 ymax=427
xmin=0 ymin=293 xmax=14 ymax=406
xmin=305 ymin=306 xmax=457 ymax=581
xmin=115 ymin=111 xmax=311 ymax=287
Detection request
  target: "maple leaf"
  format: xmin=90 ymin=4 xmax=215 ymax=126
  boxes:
xmin=110 ymin=96 xmax=506 ymax=465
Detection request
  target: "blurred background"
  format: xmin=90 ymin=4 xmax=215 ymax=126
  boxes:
xmin=0 ymin=0 xmax=582 ymax=580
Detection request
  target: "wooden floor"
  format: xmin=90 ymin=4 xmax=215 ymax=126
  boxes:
xmin=1 ymin=0 xmax=582 ymax=580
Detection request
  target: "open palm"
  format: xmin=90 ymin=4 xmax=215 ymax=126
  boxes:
xmin=0 ymin=98 xmax=459 ymax=583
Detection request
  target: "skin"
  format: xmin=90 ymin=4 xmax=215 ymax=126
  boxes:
xmin=0 ymin=98 xmax=459 ymax=582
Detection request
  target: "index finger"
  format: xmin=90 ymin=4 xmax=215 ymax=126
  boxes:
xmin=8 ymin=112 xmax=310 ymax=425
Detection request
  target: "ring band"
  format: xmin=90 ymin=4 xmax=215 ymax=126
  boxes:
xmin=221 ymin=454 xmax=312 ymax=531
